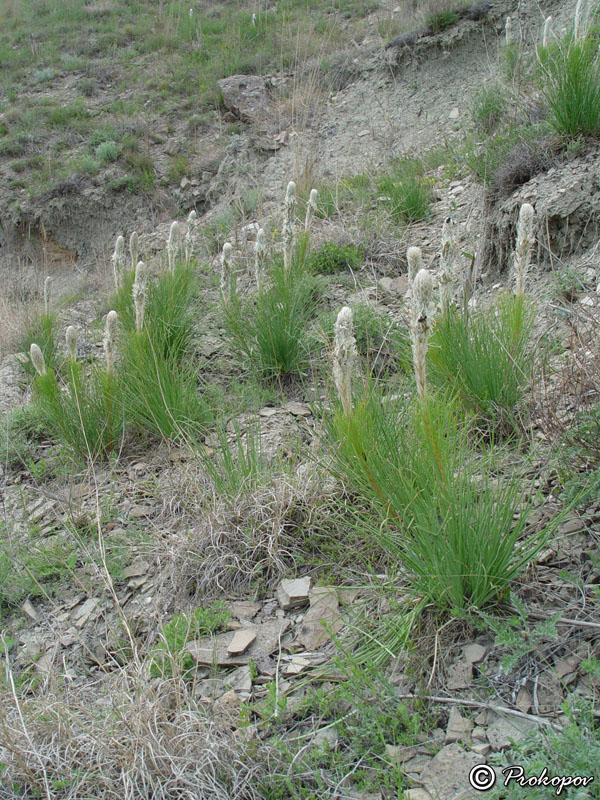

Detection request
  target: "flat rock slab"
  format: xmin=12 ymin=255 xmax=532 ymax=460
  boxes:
xmin=485 ymin=715 xmax=535 ymax=752
xmin=186 ymin=619 xmax=290 ymax=667
xmin=298 ymin=587 xmax=343 ymax=650
xmin=420 ymin=743 xmax=481 ymax=800
xmin=227 ymin=629 xmax=256 ymax=655
xmin=277 ymin=577 xmax=311 ymax=610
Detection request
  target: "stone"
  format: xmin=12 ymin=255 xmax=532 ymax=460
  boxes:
xmin=123 ymin=559 xmax=150 ymax=578
xmin=298 ymin=587 xmax=343 ymax=650
xmin=313 ymin=728 xmax=339 ymax=749
xmin=217 ymin=75 xmax=271 ymax=126
xmin=21 ymin=599 xmax=40 ymax=623
xmin=445 ymin=708 xmax=474 ymax=744
xmin=284 ymin=401 xmax=311 ymax=416
xmin=72 ymin=597 xmax=100 ymax=628
xmin=420 ymin=743 xmax=481 ymax=800
xmin=226 ymin=665 xmax=252 ymax=693
xmin=486 ymin=715 xmax=535 ymax=751
xmin=463 ymin=643 xmax=486 ymax=663
xmin=227 ymin=629 xmax=256 ymax=655
xmin=186 ymin=619 xmax=290 ymax=667
xmin=403 ymin=791 xmax=433 ymax=800
xmin=449 ymin=107 xmax=460 ymax=120
xmin=228 ymin=600 xmax=261 ymax=620
xmin=277 ymin=577 xmax=311 ymax=610
xmin=379 ymin=275 xmax=408 ymax=293
xmin=446 ymin=660 xmax=473 ymax=690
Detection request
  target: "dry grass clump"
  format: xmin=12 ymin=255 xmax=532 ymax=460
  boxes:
xmin=0 ymin=670 xmax=264 ymax=799
xmin=173 ymin=467 xmax=337 ymax=599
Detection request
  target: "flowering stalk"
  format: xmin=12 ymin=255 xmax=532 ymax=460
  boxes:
xmin=438 ymin=217 xmax=459 ymax=314
xmin=332 ymin=306 xmax=357 ymax=415
xmin=220 ymin=242 xmax=233 ymax=295
xmin=405 ymin=245 xmax=423 ymax=302
xmin=505 ymin=16 xmax=513 ymax=45
xmin=283 ymin=180 xmax=296 ymax=273
xmin=43 ymin=276 xmax=51 ymax=316
xmin=410 ymin=269 xmax=435 ymax=400
xmin=133 ymin=261 xmax=147 ymax=333
xmin=184 ymin=210 xmax=197 ymax=264
xmin=574 ymin=0 xmax=590 ymax=40
xmin=254 ymin=228 xmax=266 ymax=291
xmin=30 ymin=343 xmax=46 ymax=376
xmin=304 ymin=188 xmax=318 ymax=232
xmin=129 ymin=231 xmax=139 ymax=272
xmin=542 ymin=16 xmax=552 ymax=48
xmin=167 ymin=221 xmax=180 ymax=273
xmin=104 ymin=310 xmax=118 ymax=376
xmin=66 ymin=326 xmax=78 ymax=362
xmin=112 ymin=235 xmax=126 ymax=290
xmin=513 ymin=203 xmax=535 ymax=295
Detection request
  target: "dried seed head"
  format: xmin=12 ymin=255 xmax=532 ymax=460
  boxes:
xmin=65 ymin=326 xmax=78 ymax=361
xmin=332 ymin=306 xmax=357 ymax=415
xmin=30 ymin=343 xmax=46 ymax=376
xmin=167 ymin=221 xmax=180 ymax=272
xmin=104 ymin=310 xmax=118 ymax=374
xmin=305 ymin=188 xmax=318 ymax=231
xmin=513 ymin=203 xmax=535 ymax=295
xmin=505 ymin=16 xmax=513 ymax=45
xmin=133 ymin=261 xmax=147 ymax=333
xmin=283 ymin=180 xmax=296 ymax=272
xmin=129 ymin=231 xmax=139 ymax=272
xmin=43 ymin=276 xmax=51 ymax=316
xmin=410 ymin=269 xmax=435 ymax=399
xmin=112 ymin=235 xmax=126 ymax=290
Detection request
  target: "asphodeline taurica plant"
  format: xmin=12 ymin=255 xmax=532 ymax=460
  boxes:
xmin=406 ymin=245 xmax=423 ymax=301
xmin=220 ymin=242 xmax=233 ymax=294
xmin=30 ymin=343 xmax=46 ymax=376
xmin=104 ymin=310 xmax=118 ymax=376
xmin=283 ymin=180 xmax=296 ymax=273
xmin=167 ymin=221 xmax=180 ymax=273
xmin=43 ymin=276 xmax=51 ymax=316
xmin=304 ymin=188 xmax=318 ymax=232
xmin=513 ymin=203 xmax=535 ymax=295
xmin=438 ymin=217 xmax=460 ymax=314
xmin=332 ymin=305 xmax=357 ymax=415
xmin=254 ymin=228 xmax=266 ymax=291
xmin=132 ymin=261 xmax=147 ymax=333
xmin=129 ymin=231 xmax=139 ymax=272
xmin=112 ymin=234 xmax=126 ymax=290
xmin=65 ymin=325 xmax=78 ymax=362
xmin=410 ymin=268 xmax=435 ymax=400
xmin=184 ymin=210 xmax=197 ymax=264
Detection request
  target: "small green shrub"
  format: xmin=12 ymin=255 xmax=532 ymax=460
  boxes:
xmin=427 ymin=293 xmax=536 ymax=430
xmin=426 ymin=9 xmax=459 ymax=34
xmin=470 ymin=84 xmax=508 ymax=134
xmin=328 ymin=386 xmax=549 ymax=612
xmin=223 ymin=257 xmax=322 ymax=380
xmin=95 ymin=140 xmax=119 ymax=163
xmin=540 ymin=36 xmax=600 ymax=137
xmin=32 ymin=361 xmax=123 ymax=464
xmin=308 ymin=242 xmax=364 ymax=275
xmin=376 ymin=159 xmax=431 ymax=223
